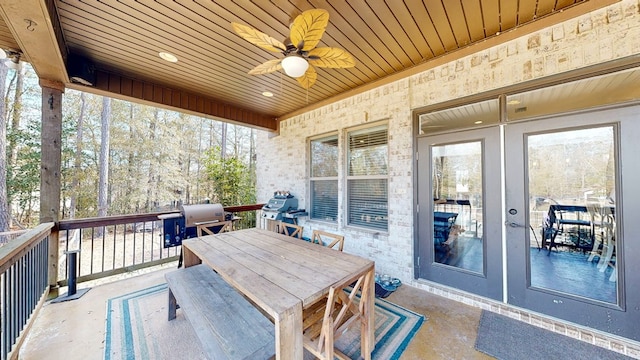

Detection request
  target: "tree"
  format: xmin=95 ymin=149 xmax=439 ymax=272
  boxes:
xmin=4 ymin=64 xmax=43 ymax=226
xmin=97 ymin=96 xmax=111 ymax=218
xmin=145 ymin=108 xmax=158 ymax=210
xmin=204 ymin=147 xmax=255 ymax=206
xmin=69 ymin=93 xmax=86 ymax=219
xmin=0 ymin=63 xmax=9 ymax=233
xmin=4 ymin=78 xmax=259 ymax=225
xmin=7 ymin=65 xmax=24 ymax=181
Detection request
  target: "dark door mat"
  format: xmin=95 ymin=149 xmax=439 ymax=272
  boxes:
xmin=474 ymin=311 xmax=633 ymax=360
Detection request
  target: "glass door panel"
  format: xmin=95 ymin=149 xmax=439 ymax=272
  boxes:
xmin=432 ymin=142 xmax=484 ymax=273
xmin=527 ymin=127 xmax=617 ymax=303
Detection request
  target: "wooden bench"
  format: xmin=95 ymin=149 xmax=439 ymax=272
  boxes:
xmin=164 ymin=264 xmax=275 ymax=360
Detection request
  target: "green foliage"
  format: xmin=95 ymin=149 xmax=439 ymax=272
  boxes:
xmin=203 ymin=147 xmax=255 ymax=206
xmin=6 ymin=106 xmax=41 ymax=226
xmin=3 ymin=64 xmax=258 ymax=224
xmin=4 ymin=65 xmax=42 ymax=226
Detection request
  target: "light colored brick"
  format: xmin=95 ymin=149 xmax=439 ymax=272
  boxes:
xmin=471 ymin=54 xmax=483 ymax=67
xmin=553 ymin=322 xmax=567 ymax=334
xmin=256 ymin=3 xmax=640 ymax=346
xmin=566 ymin=326 xmax=580 ymax=339
xmin=578 ymin=17 xmax=593 ymax=33
xmin=611 ymin=340 xmax=626 ymax=353
xmin=580 ymin=332 xmax=595 ymax=344
xmin=552 ymin=25 xmax=565 ymax=41
xmin=594 ymin=335 xmax=611 ymax=348
xmin=527 ymin=34 xmax=541 ymax=49
xmin=627 ymin=345 xmax=640 ymax=358
xmin=607 ymin=6 xmax=623 ymax=23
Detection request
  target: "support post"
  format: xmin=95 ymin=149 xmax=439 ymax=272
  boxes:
xmin=39 ymin=82 xmax=64 ymax=298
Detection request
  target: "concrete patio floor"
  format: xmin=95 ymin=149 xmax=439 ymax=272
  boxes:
xmin=18 ymin=262 xmax=493 ymax=360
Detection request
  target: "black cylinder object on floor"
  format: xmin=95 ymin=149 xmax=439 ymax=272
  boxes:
xmin=66 ymin=250 xmax=80 ymax=296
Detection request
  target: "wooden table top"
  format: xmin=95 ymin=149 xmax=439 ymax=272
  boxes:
xmin=182 ymin=228 xmax=374 ymax=317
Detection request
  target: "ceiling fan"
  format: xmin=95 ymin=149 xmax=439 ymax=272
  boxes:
xmin=231 ymin=9 xmax=355 ymax=89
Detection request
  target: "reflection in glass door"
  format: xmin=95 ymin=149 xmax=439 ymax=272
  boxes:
xmin=527 ymin=127 xmax=617 ymax=303
xmin=432 ymin=142 xmax=484 ymax=273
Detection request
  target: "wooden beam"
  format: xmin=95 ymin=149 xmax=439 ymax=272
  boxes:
xmin=39 ymin=85 xmax=63 ymax=296
xmin=39 ymin=78 xmax=64 ymax=92
xmin=67 ymin=69 xmax=278 ymax=131
xmin=0 ymin=0 xmax=67 ymax=83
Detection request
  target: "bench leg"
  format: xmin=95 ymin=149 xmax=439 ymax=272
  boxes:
xmin=168 ymin=288 xmax=177 ymax=321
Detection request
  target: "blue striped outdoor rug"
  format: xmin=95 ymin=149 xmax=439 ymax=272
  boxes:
xmin=104 ymin=283 xmax=424 ymax=360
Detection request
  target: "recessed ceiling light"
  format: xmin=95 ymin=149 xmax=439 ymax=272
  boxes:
xmin=507 ymin=99 xmax=521 ymax=105
xmin=262 ymin=91 xmax=274 ymax=97
xmin=474 ymin=121 xmax=483 ymax=124
xmin=159 ymin=52 xmax=178 ymax=63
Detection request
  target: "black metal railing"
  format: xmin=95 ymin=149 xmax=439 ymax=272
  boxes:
xmin=0 ymin=223 xmax=52 ymax=360
xmin=56 ymin=204 xmax=264 ymax=285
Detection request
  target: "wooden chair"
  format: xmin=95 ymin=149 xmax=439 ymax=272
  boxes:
xmin=598 ymin=208 xmax=616 ymax=281
xmin=278 ymin=222 xmax=304 ymax=239
xmin=302 ymin=271 xmax=371 ymax=360
xmin=586 ymin=204 xmax=616 ymax=282
xmin=196 ymin=220 xmax=233 ymax=236
xmin=311 ymin=230 xmax=344 ymax=251
xmin=177 ymin=220 xmax=232 ymax=268
xmin=586 ymin=203 xmax=605 ymax=263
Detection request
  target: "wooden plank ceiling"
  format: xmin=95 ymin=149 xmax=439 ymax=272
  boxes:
xmin=0 ymin=0 xmax=612 ymax=130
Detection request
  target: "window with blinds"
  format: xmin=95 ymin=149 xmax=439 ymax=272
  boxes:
xmin=347 ymin=125 xmax=388 ymax=231
xmin=310 ymin=135 xmax=339 ymax=222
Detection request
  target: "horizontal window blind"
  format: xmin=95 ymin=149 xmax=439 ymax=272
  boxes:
xmin=348 ymin=179 xmax=388 ymax=231
xmin=310 ymin=180 xmax=338 ymax=222
xmin=310 ymin=135 xmax=338 ymax=223
xmin=348 ymin=127 xmax=388 ymax=176
xmin=347 ymin=125 xmax=388 ymax=230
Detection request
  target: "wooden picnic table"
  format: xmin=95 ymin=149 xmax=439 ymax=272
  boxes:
xmin=181 ymin=228 xmax=375 ymax=360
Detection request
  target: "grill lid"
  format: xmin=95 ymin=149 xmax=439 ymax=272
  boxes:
xmin=180 ymin=204 xmax=225 ymax=228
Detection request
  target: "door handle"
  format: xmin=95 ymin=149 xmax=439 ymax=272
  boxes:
xmin=506 ymin=221 xmax=526 ymax=228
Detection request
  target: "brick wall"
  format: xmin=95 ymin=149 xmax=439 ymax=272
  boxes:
xmin=256 ymin=0 xmax=640 ymax=281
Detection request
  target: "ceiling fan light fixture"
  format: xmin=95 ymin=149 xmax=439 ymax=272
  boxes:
xmin=281 ymin=55 xmax=308 ymax=78
xmin=232 ymin=9 xmax=352 ymax=88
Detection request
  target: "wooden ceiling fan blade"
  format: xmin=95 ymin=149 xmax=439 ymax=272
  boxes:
xmin=296 ymin=66 xmax=317 ymax=89
xmin=232 ymin=23 xmax=286 ymax=53
xmin=308 ymin=47 xmax=355 ymax=68
xmin=290 ymin=9 xmax=329 ymax=51
xmin=248 ymin=59 xmax=283 ymax=75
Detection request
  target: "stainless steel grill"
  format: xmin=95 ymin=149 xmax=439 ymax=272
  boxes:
xmin=261 ymin=191 xmax=307 ymax=223
xmin=159 ymin=203 xmax=226 ymax=248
